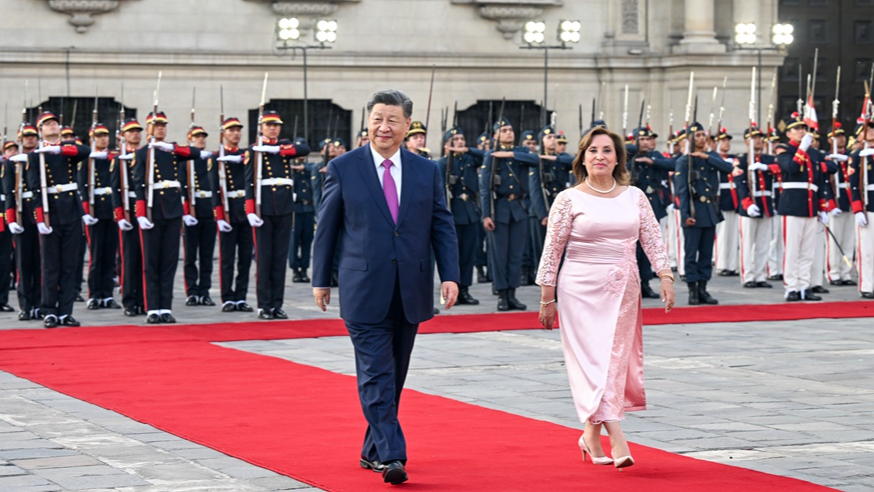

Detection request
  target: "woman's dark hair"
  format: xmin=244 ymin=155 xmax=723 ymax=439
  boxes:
xmin=571 ymin=126 xmax=631 ymax=186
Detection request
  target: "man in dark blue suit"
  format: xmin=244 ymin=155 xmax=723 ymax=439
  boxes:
xmin=312 ymin=89 xmax=460 ymax=486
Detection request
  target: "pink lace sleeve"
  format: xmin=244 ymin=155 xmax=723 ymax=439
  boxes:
xmin=637 ymin=189 xmax=670 ymax=274
xmin=536 ymin=190 xmax=574 ymax=286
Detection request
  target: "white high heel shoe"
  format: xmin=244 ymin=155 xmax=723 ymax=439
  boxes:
xmin=578 ymin=435 xmax=613 ymax=465
xmin=613 ymin=454 xmax=635 ymax=469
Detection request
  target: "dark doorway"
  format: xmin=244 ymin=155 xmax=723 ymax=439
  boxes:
xmin=454 ymin=100 xmax=547 ymax=155
xmin=26 ymin=98 xmax=136 ymax=149
xmin=247 ymin=99 xmax=351 ymax=150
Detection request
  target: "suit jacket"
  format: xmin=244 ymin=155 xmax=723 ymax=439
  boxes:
xmin=312 ymin=145 xmax=460 ymax=325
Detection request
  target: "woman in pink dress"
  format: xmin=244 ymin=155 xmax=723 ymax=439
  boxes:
xmin=536 ymin=127 xmax=675 ymax=469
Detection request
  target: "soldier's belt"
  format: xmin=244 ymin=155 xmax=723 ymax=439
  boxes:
xmin=696 ymin=196 xmax=713 ymax=203
xmin=93 ymin=187 xmax=113 ymax=196
xmin=867 ymin=184 xmax=874 ymax=191
xmin=753 ymin=191 xmax=772 ymax=197
xmin=194 ymin=190 xmax=213 ymax=198
xmin=836 ymin=183 xmax=849 ymax=189
xmin=718 ymin=183 xmax=732 ymax=190
xmin=22 ymin=191 xmax=33 ymax=199
xmin=0 ymin=194 xmax=4 ymax=201
xmin=781 ymin=183 xmax=818 ymax=192
xmin=261 ymin=178 xmax=293 ymax=186
xmin=501 ymin=193 xmax=525 ymax=202
xmin=457 ymin=193 xmax=473 ymax=201
xmin=128 ymin=192 xmax=138 ymax=198
xmin=153 ymin=180 xmax=181 ymax=190
xmin=46 ymin=183 xmax=79 ymax=194
xmin=226 ymin=190 xmax=245 ymax=198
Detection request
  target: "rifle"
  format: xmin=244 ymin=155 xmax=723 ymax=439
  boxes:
xmin=684 ymin=72 xmax=696 ymax=220
xmin=424 ymin=65 xmax=435 ymax=151
xmin=255 ymin=72 xmax=268 ymax=218
xmin=14 ymin=81 xmax=27 ymax=225
xmin=708 ymin=86 xmax=718 ymax=137
xmin=538 ymin=112 xmax=557 ymax=213
xmin=88 ymin=91 xmax=98 ymax=210
xmin=445 ymin=133 xmax=454 ymax=213
xmin=489 ymin=97 xmax=506 ymax=219
xmin=119 ymin=86 xmax=130 ymax=223
xmin=766 ymin=72 xmax=776 ymax=155
xmin=36 ymin=80 xmax=50 ymax=228
xmin=187 ymin=88 xmax=197 ymax=209
xmin=579 ymin=103 xmax=584 ymax=139
xmin=146 ymin=72 xmax=162 ymax=222
xmin=440 ymin=107 xmax=448 ymax=136
xmin=453 ymin=101 xmax=458 ymax=127
xmin=797 ymin=64 xmax=804 ymax=116
xmin=218 ymin=85 xmax=229 ymax=220
xmin=68 ymin=100 xmax=78 ymax=136
xmin=621 ymin=84 xmax=629 ymax=141
xmin=597 ymin=81 xmax=605 ymax=121
xmin=748 ymin=67 xmax=759 ymax=204
xmin=830 ymin=66 xmax=843 ymax=208
xmin=716 ymin=77 xmax=727 ymax=135
xmin=629 ymin=97 xmax=645 ymax=186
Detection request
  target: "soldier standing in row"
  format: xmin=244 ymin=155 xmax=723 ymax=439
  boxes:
xmin=734 ymin=125 xmax=777 ymax=288
xmin=183 ymin=125 xmax=217 ymax=307
xmin=290 ymin=137 xmax=316 ymax=284
xmin=850 ymin=116 xmax=874 ymax=299
xmin=529 ymin=125 xmax=573 ymax=283
xmin=714 ymin=129 xmax=740 ymax=277
xmin=824 ymin=123 xmax=856 ymax=286
xmin=111 ymin=118 xmax=143 ymax=316
xmin=0 ymin=141 xmax=19 ymax=313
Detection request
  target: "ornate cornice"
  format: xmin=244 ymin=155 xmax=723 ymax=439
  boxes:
xmin=47 ymin=0 xmax=121 ymax=33
xmin=451 ymin=0 xmax=563 ymax=40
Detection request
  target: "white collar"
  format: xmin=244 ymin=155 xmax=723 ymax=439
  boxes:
xmin=370 ymin=144 xmax=401 ymax=170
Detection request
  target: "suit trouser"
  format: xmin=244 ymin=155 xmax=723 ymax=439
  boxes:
xmin=810 ymin=221 xmax=826 ymax=288
xmin=120 ymin=221 xmax=143 ymax=311
xmin=40 ymin=220 xmax=80 ymax=318
xmin=87 ymin=219 xmax=118 ymax=300
xmin=490 ymin=217 xmax=526 ymax=291
xmin=254 ymin=213 xmax=293 ymax=311
xmin=15 ymin=225 xmax=41 ymax=312
xmin=683 ymin=226 xmax=715 ymax=283
xmin=740 ymin=215 xmax=773 ymax=284
xmin=0 ymin=230 xmax=12 ymax=306
xmin=769 ymin=213 xmax=784 ymax=276
xmin=289 ymin=211 xmax=314 ymax=270
xmin=782 ymin=215 xmax=818 ymax=294
xmin=183 ymin=218 xmax=216 ymax=298
xmin=858 ymin=212 xmax=874 ymax=294
xmin=456 ymin=222 xmax=478 ymax=287
xmin=673 ymin=209 xmax=686 ymax=277
xmin=346 ymin=278 xmax=417 ymax=463
xmin=826 ymin=212 xmax=855 ymax=282
xmin=219 ymin=221 xmax=253 ymax=303
xmin=141 ymin=217 xmax=182 ymax=312
xmin=715 ymin=210 xmax=739 ymax=272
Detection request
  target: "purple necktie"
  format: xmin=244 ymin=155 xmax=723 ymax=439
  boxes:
xmin=381 ymin=159 xmax=399 ymax=224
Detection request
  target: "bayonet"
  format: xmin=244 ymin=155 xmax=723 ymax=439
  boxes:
xmin=88 ymin=89 xmax=98 ymax=209
xmin=255 ymin=72 xmax=268 ymax=217
xmin=146 ymin=71 xmax=162 ymax=221
xmin=424 ymin=65 xmax=435 ymax=151
xmin=218 ymin=85 xmax=229 ymax=219
xmin=684 ymin=72 xmax=696 ymax=219
xmin=622 ymin=84 xmax=629 ymax=140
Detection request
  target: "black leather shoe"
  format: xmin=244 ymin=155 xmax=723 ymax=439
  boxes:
xmin=0 ymin=304 xmax=14 ymax=312
xmin=456 ymin=287 xmax=479 ymax=305
xmin=801 ymin=290 xmax=822 ymax=301
xmin=104 ymin=299 xmax=121 ymax=309
xmin=292 ymin=270 xmax=304 ymax=283
xmin=829 ymin=279 xmax=844 ymax=286
xmin=743 ymin=281 xmax=757 ymax=288
xmin=382 ymin=461 xmax=408 ymax=485
xmin=18 ymin=310 xmax=31 ymax=321
xmin=300 ymin=270 xmax=311 ymax=283
xmin=843 ymin=280 xmax=858 ymax=286
xmin=43 ymin=315 xmax=58 ymax=328
xmin=237 ymin=302 xmax=254 ymax=313
xmin=75 ymin=294 xmax=85 ymax=302
xmin=755 ymin=281 xmax=773 ymax=288
xmin=507 ymin=289 xmax=526 ymax=310
xmin=201 ymin=296 xmax=215 ymax=307
xmin=786 ymin=291 xmax=801 ymax=302
xmin=687 ymin=281 xmax=699 ymax=305
xmin=718 ymin=270 xmax=733 ymax=277
xmin=862 ymin=292 xmax=874 ymax=299
xmin=433 ymin=307 xmax=440 ymax=315
xmin=60 ymin=316 xmax=80 ymax=327
xmin=698 ymin=282 xmax=718 ymax=305
xmin=124 ymin=308 xmax=138 ymax=317
xmin=86 ymin=299 xmax=101 ymax=310
xmin=258 ymin=309 xmax=274 ymax=320
xmin=497 ymin=290 xmax=510 ymax=311
xmin=161 ymin=313 xmax=176 ymax=323
xmin=146 ymin=313 xmax=162 ymax=324
xmin=359 ymin=458 xmax=385 ymax=473
xmin=641 ymin=283 xmax=660 ymax=298
xmin=186 ymin=296 xmax=199 ymax=306
xmin=273 ymin=309 xmax=288 ymax=319
xmin=476 ymin=266 xmax=489 ymax=283
xmin=222 ymin=302 xmax=237 ymax=312
xmin=768 ymin=274 xmax=783 ymax=281
xmin=810 ymin=285 xmax=829 ymax=294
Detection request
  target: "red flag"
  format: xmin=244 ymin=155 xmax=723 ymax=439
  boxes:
xmin=803 ymin=95 xmax=818 ymax=130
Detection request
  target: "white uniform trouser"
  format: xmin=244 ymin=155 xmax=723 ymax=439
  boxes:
xmin=715 ymin=210 xmax=739 ymax=272
xmin=662 ymin=214 xmax=675 ymax=268
xmin=858 ymin=212 xmax=874 ymax=294
xmin=769 ymin=212 xmax=784 ymax=276
xmin=740 ymin=215 xmax=773 ymax=284
xmin=826 ymin=212 xmax=855 ymax=283
xmin=673 ymin=208 xmax=685 ymax=277
xmin=783 ymin=215 xmax=818 ymax=294
xmin=809 ymin=221 xmax=826 ymax=288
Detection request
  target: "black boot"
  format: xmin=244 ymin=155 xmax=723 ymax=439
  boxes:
xmin=456 ymin=286 xmax=479 ymax=305
xmin=497 ymin=289 xmax=510 ymax=311
xmin=292 ymin=269 xmax=304 ymax=283
xmin=698 ymin=281 xmax=718 ymax=305
xmin=507 ymin=289 xmax=527 ymax=310
xmin=476 ymin=266 xmax=488 ymax=284
xmin=520 ymin=267 xmax=532 ymax=286
xmin=687 ymin=281 xmax=700 ymax=305
xmin=300 ymin=269 xmax=311 ymax=283
xmin=641 ymin=282 xmax=660 ymax=299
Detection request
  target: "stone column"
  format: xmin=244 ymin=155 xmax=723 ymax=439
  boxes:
xmin=675 ymin=0 xmax=724 ymax=53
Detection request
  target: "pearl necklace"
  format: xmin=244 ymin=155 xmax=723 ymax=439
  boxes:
xmin=585 ymin=178 xmax=616 ymax=194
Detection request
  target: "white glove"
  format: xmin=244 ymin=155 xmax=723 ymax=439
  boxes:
xmin=830 ymin=207 xmax=843 ymax=216
xmin=748 ymin=162 xmax=769 ymax=172
xmin=857 ymin=211 xmax=869 ymax=227
xmin=137 ymin=216 xmax=154 ymax=230
xmin=82 ymin=214 xmax=99 ymax=226
xmin=182 ymin=214 xmax=198 ymax=227
xmin=819 ymin=211 xmax=829 ymax=224
xmin=247 ymin=213 xmax=263 ymax=228
xmin=199 ymin=150 xmax=214 ymax=159
xmin=860 ymin=148 xmax=874 ymax=158
xmin=37 ymin=222 xmax=53 ymax=235
xmin=252 ymin=145 xmax=280 ymax=154
xmin=117 ymin=219 xmax=133 ymax=231
xmin=118 ymin=153 xmax=135 ymax=161
xmin=36 ymin=146 xmax=61 ymax=155
xmin=747 ymin=204 xmax=761 ymax=217
xmin=827 ymin=153 xmax=849 ymax=162
xmin=217 ymin=219 xmax=233 ymax=233
xmin=8 ymin=222 xmax=24 ymax=235
xmin=217 ymin=155 xmax=243 ymax=163
xmin=10 ymin=154 xmax=28 ymax=163
xmin=89 ymin=151 xmax=108 ymax=160
xmin=149 ymin=141 xmax=174 ymax=152
xmin=799 ymin=134 xmax=813 ymax=152
xmin=666 ymin=204 xmax=675 ymax=214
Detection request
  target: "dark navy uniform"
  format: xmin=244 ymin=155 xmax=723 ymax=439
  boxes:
xmin=110 ymin=119 xmax=144 ymax=316
xmin=289 ymin=140 xmax=316 ymax=283
xmin=0 ymin=149 xmax=17 ymax=312
xmin=183 ymin=127 xmax=218 ymax=305
xmin=849 ymin=128 xmax=874 ymax=296
xmin=6 ymin=127 xmax=42 ymax=319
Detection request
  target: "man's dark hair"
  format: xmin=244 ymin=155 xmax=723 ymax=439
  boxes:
xmin=366 ymin=89 xmax=413 ymax=119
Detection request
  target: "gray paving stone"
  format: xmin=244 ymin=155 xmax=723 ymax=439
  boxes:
xmin=0 ymin=473 xmax=62 ymax=491
xmin=13 ymin=455 xmax=103 ymax=470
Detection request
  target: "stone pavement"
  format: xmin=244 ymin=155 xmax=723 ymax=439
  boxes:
xmin=1 ymin=261 xmax=872 ymax=490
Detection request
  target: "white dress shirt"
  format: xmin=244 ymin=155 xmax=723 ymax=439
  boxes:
xmin=370 ymin=144 xmax=402 ymax=206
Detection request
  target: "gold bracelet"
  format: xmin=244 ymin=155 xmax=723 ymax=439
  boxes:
xmin=540 ymin=299 xmax=556 ymax=306
xmin=659 ymin=274 xmax=675 ymax=283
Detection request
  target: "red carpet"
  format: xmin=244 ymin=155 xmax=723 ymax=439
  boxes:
xmin=0 ymin=302 xmax=851 ymax=490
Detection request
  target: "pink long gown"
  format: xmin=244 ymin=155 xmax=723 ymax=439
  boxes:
xmin=536 ymin=186 xmax=669 ymax=424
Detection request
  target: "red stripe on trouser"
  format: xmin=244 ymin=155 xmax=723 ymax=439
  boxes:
xmin=85 ymin=224 xmax=92 ymax=299
xmin=139 ymin=228 xmax=148 ymax=312
xmin=782 ymin=216 xmax=787 ymax=287
xmin=738 ymin=216 xmax=745 ymax=282
xmin=181 ymin=227 xmax=189 ymax=297
xmin=117 ymin=228 xmax=125 ymax=296
xmin=859 ymin=223 xmax=864 ymax=294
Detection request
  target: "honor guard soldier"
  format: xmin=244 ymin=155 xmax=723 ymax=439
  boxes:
xmin=355 ymin=129 xmax=370 ymax=148
xmin=25 ymin=112 xmax=93 ymax=327
xmin=244 ymin=110 xmax=311 ymax=319
xmin=474 ymin=130 xmax=492 ymax=283
xmin=714 ymin=128 xmax=740 ymax=277
xmin=439 ymin=126 xmax=484 ymax=305
xmin=183 ymin=125 xmax=217 ymax=307
xmin=519 ymin=128 xmax=539 ymax=285
xmin=289 ymin=137 xmax=316 ymax=284
xmin=405 ymin=121 xmax=430 ymax=158
xmin=111 ymin=118 xmax=144 ymax=316
xmin=850 ymin=115 xmax=874 ymax=299
xmin=734 ymin=125 xmax=778 ymax=288
xmin=0 ymin=141 xmax=19 ymax=313
xmin=777 ymin=113 xmax=832 ymax=301
xmin=519 ymin=130 xmax=537 ymax=152
xmin=480 ymin=118 xmax=540 ymax=311
xmin=213 ymin=117 xmax=254 ymax=312
xmin=133 ymin=111 xmax=202 ymax=324
xmin=60 ymin=126 xmax=82 ymax=145
xmin=61 ymin=126 xmax=87 ymax=303
xmin=476 ymin=131 xmax=492 ymax=152
xmin=674 ymin=122 xmax=735 ymax=305
xmin=79 ymin=123 xmax=121 ymax=310
xmin=823 ymin=123 xmax=857 ymax=286
xmin=6 ymin=124 xmax=42 ymax=319
xmin=767 ymin=127 xmax=785 ymax=281
xmin=555 ymin=131 xmax=569 ymax=156
xmin=312 ymin=137 xmax=332 ymax=212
